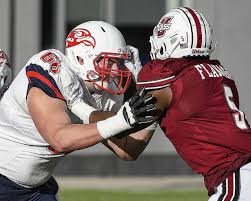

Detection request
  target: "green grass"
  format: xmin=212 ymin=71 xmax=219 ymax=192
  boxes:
xmin=59 ymin=189 xmax=208 ymax=201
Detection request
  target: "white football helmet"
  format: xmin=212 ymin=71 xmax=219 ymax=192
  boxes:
xmin=65 ymin=21 xmax=132 ymax=95
xmin=150 ymin=7 xmax=214 ymax=60
xmin=0 ymin=49 xmax=12 ymax=96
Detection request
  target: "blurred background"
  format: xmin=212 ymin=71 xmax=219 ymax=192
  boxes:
xmin=1 ymin=0 xmax=251 ymax=191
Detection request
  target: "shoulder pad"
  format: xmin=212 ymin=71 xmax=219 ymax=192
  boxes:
xmin=137 ymin=60 xmax=175 ymax=90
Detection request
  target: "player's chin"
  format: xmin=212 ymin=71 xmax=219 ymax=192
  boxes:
xmin=94 ymin=81 xmax=109 ymax=93
xmin=84 ymin=80 xmax=102 ymax=94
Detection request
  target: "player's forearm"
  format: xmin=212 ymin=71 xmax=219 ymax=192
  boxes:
xmin=90 ymin=111 xmax=155 ymax=160
xmin=89 ymin=111 xmax=115 ymax=123
xmin=103 ymin=129 xmax=154 ymax=160
xmin=51 ymin=123 xmax=104 ymax=153
xmin=50 ymin=108 xmax=147 ymax=153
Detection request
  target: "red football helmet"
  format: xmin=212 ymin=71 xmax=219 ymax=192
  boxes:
xmin=65 ymin=21 xmax=132 ymax=94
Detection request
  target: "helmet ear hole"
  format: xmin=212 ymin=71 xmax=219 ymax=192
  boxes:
xmin=160 ymin=46 xmax=164 ymax=55
xmin=77 ymin=56 xmax=84 ymax=65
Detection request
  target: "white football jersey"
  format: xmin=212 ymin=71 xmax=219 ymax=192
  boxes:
xmin=0 ymin=49 xmax=123 ymax=188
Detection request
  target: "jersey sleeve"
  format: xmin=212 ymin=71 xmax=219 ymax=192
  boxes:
xmin=136 ymin=60 xmax=176 ymax=90
xmin=26 ymin=63 xmax=65 ymax=101
xmin=25 ymin=49 xmax=85 ymax=104
xmin=25 ymin=49 xmax=97 ymax=123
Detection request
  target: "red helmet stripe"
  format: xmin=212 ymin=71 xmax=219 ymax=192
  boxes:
xmin=185 ymin=7 xmax=203 ymax=48
xmin=197 ymin=12 xmax=207 ymax=48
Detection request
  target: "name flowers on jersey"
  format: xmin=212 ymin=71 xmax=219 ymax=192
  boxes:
xmin=194 ymin=64 xmax=232 ymax=80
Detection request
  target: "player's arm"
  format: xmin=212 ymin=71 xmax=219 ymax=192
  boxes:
xmin=102 ymin=127 xmax=155 ymax=160
xmin=87 ymin=87 xmax=170 ymax=161
xmin=87 ymin=104 xmax=156 ymax=160
xmin=27 ymin=87 xmax=103 ymax=153
xmin=27 ymin=86 xmax=154 ymax=153
xmin=101 ymin=87 xmax=172 ymax=160
xmin=148 ymin=86 xmax=172 ymax=114
xmin=89 ymin=85 xmax=156 ymax=161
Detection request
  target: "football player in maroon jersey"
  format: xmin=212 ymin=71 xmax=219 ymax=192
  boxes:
xmin=137 ymin=7 xmax=251 ymax=200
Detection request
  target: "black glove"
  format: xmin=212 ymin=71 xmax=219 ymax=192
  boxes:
xmin=122 ymin=87 xmax=156 ymax=126
xmin=96 ymin=87 xmax=157 ymax=139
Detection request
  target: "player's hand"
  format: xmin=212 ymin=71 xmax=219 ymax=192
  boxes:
xmin=96 ymin=87 xmax=156 ymax=139
xmin=118 ymin=87 xmax=156 ymax=127
xmin=124 ymin=45 xmax=142 ymax=82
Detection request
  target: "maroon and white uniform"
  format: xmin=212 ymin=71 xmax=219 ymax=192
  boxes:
xmin=137 ymin=58 xmax=251 ymax=197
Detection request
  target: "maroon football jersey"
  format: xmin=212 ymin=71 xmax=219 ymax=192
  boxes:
xmin=137 ymin=58 xmax=251 ymax=196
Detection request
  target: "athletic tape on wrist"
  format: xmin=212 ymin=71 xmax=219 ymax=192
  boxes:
xmin=71 ymin=101 xmax=97 ymax=124
xmin=96 ymin=114 xmax=131 ymax=139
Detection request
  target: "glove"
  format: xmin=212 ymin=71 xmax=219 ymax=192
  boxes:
xmin=96 ymin=87 xmax=156 ymax=139
xmin=121 ymin=87 xmax=155 ymax=126
xmin=124 ymin=45 xmax=142 ymax=82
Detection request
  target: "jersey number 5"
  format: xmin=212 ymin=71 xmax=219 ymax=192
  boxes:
xmin=223 ymin=85 xmax=249 ymax=130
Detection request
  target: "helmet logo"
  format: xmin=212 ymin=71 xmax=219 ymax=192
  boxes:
xmin=156 ymin=16 xmax=173 ymax=38
xmin=66 ymin=28 xmax=96 ymax=48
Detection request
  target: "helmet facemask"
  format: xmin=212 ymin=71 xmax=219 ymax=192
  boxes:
xmin=87 ymin=52 xmax=131 ymax=95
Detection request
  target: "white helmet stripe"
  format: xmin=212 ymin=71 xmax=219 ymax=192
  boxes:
xmin=177 ymin=8 xmax=194 ymax=48
xmin=184 ymin=7 xmax=203 ymax=48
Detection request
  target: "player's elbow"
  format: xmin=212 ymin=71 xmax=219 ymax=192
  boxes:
xmin=50 ymin=139 xmax=70 ymax=153
xmin=50 ymin=131 xmax=74 ymax=153
xmin=117 ymin=153 xmax=139 ymax=161
xmin=123 ymin=155 xmax=138 ymax=161
xmin=113 ymin=144 xmax=145 ymax=161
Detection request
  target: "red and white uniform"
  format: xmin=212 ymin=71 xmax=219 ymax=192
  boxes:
xmin=137 ymin=58 xmax=251 ymax=198
xmin=0 ymin=49 xmax=123 ymax=188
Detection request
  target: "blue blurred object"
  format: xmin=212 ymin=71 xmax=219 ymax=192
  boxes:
xmin=140 ymin=53 xmax=151 ymax=67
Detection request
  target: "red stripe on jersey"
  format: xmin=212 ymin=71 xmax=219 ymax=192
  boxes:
xmin=185 ymin=7 xmax=203 ymax=48
xmin=224 ymin=174 xmax=234 ymax=201
xmin=26 ymin=71 xmax=64 ymax=100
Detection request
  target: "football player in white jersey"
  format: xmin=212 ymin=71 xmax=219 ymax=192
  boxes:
xmin=0 ymin=49 xmax=12 ymax=98
xmin=0 ymin=21 xmax=157 ymax=201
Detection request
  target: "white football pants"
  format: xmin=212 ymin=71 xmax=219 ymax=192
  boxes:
xmin=208 ymin=162 xmax=251 ymax=201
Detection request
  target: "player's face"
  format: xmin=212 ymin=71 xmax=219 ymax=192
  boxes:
xmin=84 ymin=52 xmax=131 ymax=94
xmin=95 ymin=57 xmax=126 ymax=83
